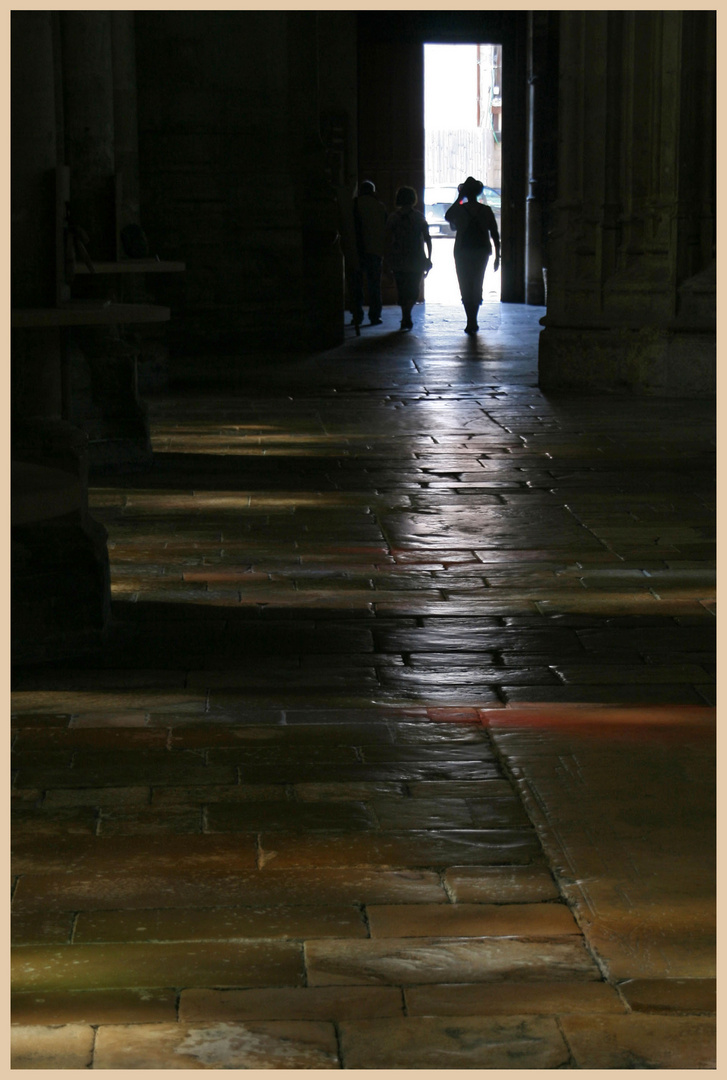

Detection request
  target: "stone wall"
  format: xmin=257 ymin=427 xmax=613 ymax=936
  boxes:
xmin=538 ymin=11 xmax=715 ymax=395
xmin=135 ymin=11 xmax=356 ymax=358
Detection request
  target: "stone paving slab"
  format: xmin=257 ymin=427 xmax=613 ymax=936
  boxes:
xmin=442 ymin=864 xmax=560 ymax=902
xmin=12 ymin=988 xmax=178 ymax=1026
xmin=403 ymin=980 xmax=625 ymax=1017
xmin=337 ymin=1015 xmax=570 ymax=1068
xmin=73 ymin=904 xmax=368 ymax=943
xmin=366 ymin=901 xmax=580 ymax=938
xmin=179 ymin=985 xmax=404 ymax=1023
xmin=13 ymin=833 xmax=260 ymax=875
xmin=205 ymin=800 xmax=375 ymax=833
xmin=92 ymin=1020 xmax=341 ymax=1069
xmin=11 ymin=1024 xmax=95 ymax=1069
xmin=255 ymin=828 xmax=540 ymax=869
xmin=486 ymin=706 xmax=715 ymax=981
xmin=560 ymin=1013 xmax=716 ymax=1069
xmin=13 ymin=867 xmax=449 ymax=912
xmin=305 ymin=936 xmax=601 ymax=985
xmin=618 ymin=977 xmax=716 ymax=1013
xmin=12 ymin=940 xmax=305 ymax=992
xmin=12 ymin=911 xmax=75 ymax=946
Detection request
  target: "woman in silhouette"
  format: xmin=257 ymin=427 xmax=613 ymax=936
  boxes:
xmin=445 ymin=176 xmax=500 ymax=334
xmin=385 ymin=186 xmax=432 ymax=331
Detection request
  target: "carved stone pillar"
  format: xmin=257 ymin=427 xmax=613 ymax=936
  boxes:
xmin=61 ymin=10 xmax=152 ymax=469
xmin=286 ymin=12 xmax=345 ymax=349
xmin=61 ymin=11 xmax=116 ymax=259
xmin=525 ymin=12 xmax=558 ymax=306
xmin=11 ymin=11 xmax=110 ymax=663
xmin=111 ymin=11 xmax=140 ymax=240
xmin=538 ymin=11 xmax=715 ymax=394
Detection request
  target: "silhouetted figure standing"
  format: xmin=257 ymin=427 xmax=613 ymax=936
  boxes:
xmin=445 ymin=176 xmax=500 ymax=334
xmin=385 ymin=186 xmax=432 ymax=331
xmin=351 ymin=181 xmax=387 ymax=326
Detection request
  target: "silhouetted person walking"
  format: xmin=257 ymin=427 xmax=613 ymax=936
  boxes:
xmin=385 ymin=186 xmax=432 ymax=331
xmin=445 ymin=176 xmax=500 ymax=334
xmin=351 ymin=181 xmax=387 ymax=326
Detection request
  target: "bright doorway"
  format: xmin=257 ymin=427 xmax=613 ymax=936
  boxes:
xmin=423 ymin=43 xmax=502 ymax=304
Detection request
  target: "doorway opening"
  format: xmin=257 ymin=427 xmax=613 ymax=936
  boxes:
xmin=423 ymin=42 xmax=502 ymax=304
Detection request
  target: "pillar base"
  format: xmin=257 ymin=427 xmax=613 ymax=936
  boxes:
xmin=12 ymin=506 xmax=110 ymax=665
xmin=538 ymin=324 xmax=716 ymax=396
xmin=67 ymin=333 xmax=153 ymax=472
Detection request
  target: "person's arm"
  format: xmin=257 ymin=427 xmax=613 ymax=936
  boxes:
xmin=422 ymin=219 xmax=432 ymax=262
xmin=443 ymin=197 xmax=462 ymax=226
xmin=488 ymin=207 xmax=501 ymax=271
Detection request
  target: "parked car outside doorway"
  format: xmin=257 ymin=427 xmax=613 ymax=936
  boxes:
xmin=424 ymin=185 xmax=501 ymax=236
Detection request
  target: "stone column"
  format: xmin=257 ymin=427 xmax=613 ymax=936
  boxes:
xmin=11 ymin=11 xmax=86 ymax=475
xmin=11 ymin=11 xmax=111 ymax=663
xmin=524 ymin=13 xmax=559 ymax=307
xmin=11 ymin=12 xmax=62 ymax=420
xmin=538 ymin=11 xmax=715 ymax=395
xmin=61 ymin=11 xmax=116 ymax=259
xmin=61 ymin=10 xmax=152 ymax=470
xmin=525 ymin=15 xmax=546 ymax=305
xmin=111 ymin=11 xmax=141 ymax=243
xmin=286 ymin=12 xmax=344 ymax=350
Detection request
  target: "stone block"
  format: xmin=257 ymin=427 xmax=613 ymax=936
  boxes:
xmin=443 ymin=865 xmax=560 ymax=902
xmin=618 ymin=977 xmax=716 ymax=1014
xmin=74 ymin=904 xmax=367 ymax=943
xmin=42 ymin=784 xmax=151 ymax=808
xmin=366 ymin=902 xmax=580 ymax=939
xmin=13 ymin=867 xmax=447 ymax=913
xmin=152 ymin=783 xmax=287 ymax=806
xmin=256 ymin=828 xmax=540 ymax=869
xmin=13 ymin=832 xmax=259 ymax=875
xmin=12 ymin=940 xmax=304 ymax=992
xmin=96 ymin=808 xmax=203 ymax=835
xmin=180 ymin=985 xmax=404 ymax=1022
xmin=561 ymin=1013 xmax=716 ymax=1069
xmin=12 ymin=988 xmax=177 ymax=1025
xmin=293 ymin=781 xmax=406 ymax=801
xmin=408 ymin=779 xmax=513 ymax=798
xmin=11 ymin=1024 xmax=95 ymax=1069
xmin=338 ymin=1015 xmax=569 ymax=1069
xmin=93 ymin=1020 xmax=340 ymax=1069
xmin=206 ymin=800 xmax=375 ymax=833
xmin=538 ymin=325 xmax=716 ymax=397
xmin=405 ymin=980 xmax=625 ymax=1016
xmin=305 ymin=936 xmax=601 ymax=986
xmin=367 ymin=797 xmax=476 ymax=830
xmin=12 ymin=911 xmax=74 ymax=946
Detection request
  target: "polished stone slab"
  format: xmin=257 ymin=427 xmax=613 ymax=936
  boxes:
xmin=305 ymin=936 xmax=601 ymax=986
xmin=92 ymin=1020 xmax=341 ymax=1069
xmin=12 ymin=940 xmax=305 ymax=992
xmin=338 ymin=1015 xmax=570 ymax=1068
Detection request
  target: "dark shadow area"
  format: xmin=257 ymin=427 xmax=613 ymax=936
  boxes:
xmin=11 ymin=597 xmax=715 ymax=711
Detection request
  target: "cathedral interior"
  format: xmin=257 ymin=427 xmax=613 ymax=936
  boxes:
xmin=11 ymin=10 xmax=716 ymax=1070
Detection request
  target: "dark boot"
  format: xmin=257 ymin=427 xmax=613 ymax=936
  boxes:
xmin=464 ymin=304 xmax=478 ymax=334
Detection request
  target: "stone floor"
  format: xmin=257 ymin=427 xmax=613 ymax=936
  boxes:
xmin=11 ymin=302 xmax=716 ymax=1069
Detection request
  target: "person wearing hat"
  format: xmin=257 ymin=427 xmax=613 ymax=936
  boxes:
xmin=444 ymin=176 xmax=500 ymax=334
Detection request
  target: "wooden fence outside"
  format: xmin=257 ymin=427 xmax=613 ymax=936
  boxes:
xmin=425 ymin=128 xmax=501 ymax=189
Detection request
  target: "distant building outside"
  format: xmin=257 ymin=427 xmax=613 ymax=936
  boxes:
xmin=424 ymin=43 xmax=502 ymax=191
